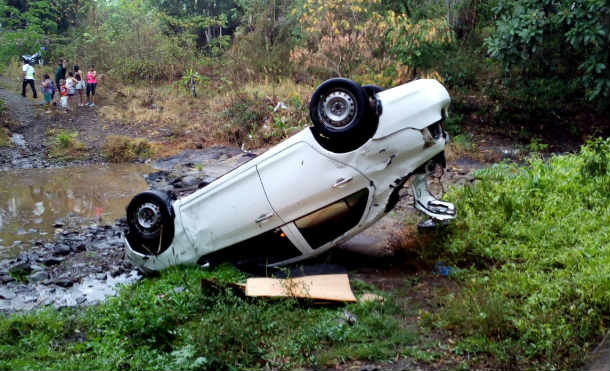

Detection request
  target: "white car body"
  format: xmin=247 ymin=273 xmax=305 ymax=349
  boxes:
xmin=125 ymin=79 xmax=455 ymax=271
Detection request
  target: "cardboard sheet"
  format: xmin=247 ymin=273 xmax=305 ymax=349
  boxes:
xmin=245 ymin=273 xmax=357 ymax=302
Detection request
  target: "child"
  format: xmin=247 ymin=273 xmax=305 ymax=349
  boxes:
xmin=41 ymin=74 xmax=54 ymax=112
xmin=74 ymin=65 xmax=85 ymax=106
xmin=59 ymin=79 xmax=69 ymax=111
xmin=66 ymin=71 xmax=76 ymax=110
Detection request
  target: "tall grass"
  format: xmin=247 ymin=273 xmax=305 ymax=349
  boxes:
xmin=430 ymin=138 xmax=610 ymax=370
xmin=0 ymin=265 xmax=416 ymax=370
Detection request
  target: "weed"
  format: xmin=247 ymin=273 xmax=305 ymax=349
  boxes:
xmin=444 ymin=112 xmax=464 ymax=136
xmin=430 ymin=139 xmax=610 ymax=369
xmin=446 ymin=133 xmax=475 ymax=160
xmin=0 ymin=127 xmax=10 ymax=147
xmin=47 ymin=129 xmax=86 ymax=159
xmin=527 ymin=138 xmax=548 ymax=153
xmin=0 ymin=264 xmax=420 ymax=370
xmin=102 ymin=135 xmax=155 ymax=162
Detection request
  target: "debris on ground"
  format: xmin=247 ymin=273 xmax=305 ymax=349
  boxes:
xmin=245 ymin=273 xmax=357 ymax=302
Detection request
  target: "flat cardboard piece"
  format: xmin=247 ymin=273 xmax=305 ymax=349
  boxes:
xmin=245 ymin=273 xmax=357 ymax=302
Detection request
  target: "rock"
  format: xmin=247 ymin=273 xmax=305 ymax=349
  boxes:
xmin=52 ymin=278 xmax=75 ymax=288
xmin=30 ymin=264 xmax=45 ymax=272
xmin=0 ymin=288 xmax=17 ymax=300
xmin=72 ymin=243 xmax=86 ymax=253
xmin=53 ymin=244 xmax=72 ymax=256
xmin=17 ymin=252 xmax=29 ymax=262
xmin=9 ymin=262 xmax=32 ymax=276
xmin=0 ymin=274 xmax=15 ymax=284
xmin=29 ymin=271 xmax=50 ymax=282
xmin=110 ymin=267 xmax=123 ymax=278
xmin=38 ymin=256 xmax=64 ymax=266
xmin=171 ymin=175 xmax=200 ymax=188
xmin=337 ymin=310 xmax=358 ymax=326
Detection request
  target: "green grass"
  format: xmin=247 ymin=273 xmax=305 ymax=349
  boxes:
xmin=0 ymin=98 xmax=12 ymax=146
xmin=427 ymin=138 xmax=610 ymax=370
xmin=46 ymin=129 xmax=86 ymax=160
xmin=0 ymin=264 xmax=419 ymax=370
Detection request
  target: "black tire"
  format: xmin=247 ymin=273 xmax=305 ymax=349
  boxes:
xmin=126 ymin=190 xmax=175 ymax=256
xmin=309 ymin=78 xmax=378 ymax=153
xmin=310 ymin=78 xmax=368 ymax=136
xmin=362 ymin=84 xmax=384 ymax=97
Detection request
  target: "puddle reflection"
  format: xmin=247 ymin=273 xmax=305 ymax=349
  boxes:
xmin=0 ymin=164 xmax=152 ymax=256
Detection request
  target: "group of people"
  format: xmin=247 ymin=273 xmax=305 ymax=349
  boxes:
xmin=21 ymin=59 xmax=98 ymax=113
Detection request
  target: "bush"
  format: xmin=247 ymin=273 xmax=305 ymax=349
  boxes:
xmin=0 ymin=265 xmax=416 ymax=370
xmin=485 ymin=0 xmax=609 ymax=104
xmin=47 ymin=129 xmax=86 ymax=159
xmin=102 ymin=135 xmax=155 ymax=162
xmin=432 ymin=139 xmax=610 ymax=369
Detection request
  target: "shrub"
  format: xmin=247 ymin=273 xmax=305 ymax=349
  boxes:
xmin=102 ymin=135 xmax=155 ymax=162
xmin=432 ymin=139 xmax=610 ymax=369
xmin=47 ymin=129 xmax=86 ymax=159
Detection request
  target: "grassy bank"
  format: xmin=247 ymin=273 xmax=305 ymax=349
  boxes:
xmin=425 ymin=139 xmax=610 ymax=369
xmin=0 ymin=265 xmax=422 ymax=370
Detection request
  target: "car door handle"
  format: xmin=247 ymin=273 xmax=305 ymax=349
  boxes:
xmin=332 ymin=176 xmax=353 ymax=188
xmin=255 ymin=212 xmax=274 ymax=223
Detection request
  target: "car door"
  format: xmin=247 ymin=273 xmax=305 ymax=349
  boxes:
xmin=257 ymin=141 xmax=372 ymax=229
xmin=177 ymin=166 xmax=283 ymax=253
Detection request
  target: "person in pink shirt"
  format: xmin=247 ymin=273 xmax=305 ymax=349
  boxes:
xmin=86 ymin=65 xmax=97 ymax=107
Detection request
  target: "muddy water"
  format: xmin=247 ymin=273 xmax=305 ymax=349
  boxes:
xmin=0 ymin=164 xmax=152 ymax=258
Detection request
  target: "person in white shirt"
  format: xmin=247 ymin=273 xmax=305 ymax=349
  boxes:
xmin=21 ymin=61 xmax=38 ymax=99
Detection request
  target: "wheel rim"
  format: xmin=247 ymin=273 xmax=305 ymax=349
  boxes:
xmin=136 ymin=202 xmax=161 ymax=231
xmin=319 ymin=90 xmax=357 ymax=129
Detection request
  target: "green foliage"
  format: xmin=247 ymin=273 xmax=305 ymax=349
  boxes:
xmin=484 ymin=77 xmax=584 ymax=132
xmin=485 ymin=0 xmax=609 ymax=103
xmin=0 ymin=265 xmax=417 ymax=370
xmin=47 ymin=129 xmax=86 ymax=159
xmin=0 ymin=0 xmax=91 ymax=64
xmin=229 ymin=0 xmax=295 ymax=80
xmin=54 ymin=130 xmax=78 ymax=149
xmin=385 ymin=12 xmax=454 ymax=74
xmin=432 ymin=139 xmax=610 ymax=369
xmin=152 ymin=0 xmax=237 ymax=53
xmin=102 ymin=135 xmax=155 ymax=162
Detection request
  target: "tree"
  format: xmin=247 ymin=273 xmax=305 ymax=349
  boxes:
xmin=485 ymin=0 xmax=609 ymax=102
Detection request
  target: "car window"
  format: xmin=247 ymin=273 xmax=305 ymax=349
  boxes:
xmin=295 ymin=188 xmax=369 ymax=249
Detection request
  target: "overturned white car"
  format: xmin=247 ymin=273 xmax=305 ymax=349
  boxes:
xmin=125 ymin=78 xmax=456 ymax=271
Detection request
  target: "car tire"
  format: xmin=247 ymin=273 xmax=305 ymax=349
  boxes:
xmin=126 ymin=190 xmax=175 ymax=256
xmin=309 ymin=78 xmax=378 ymax=153
xmin=362 ymin=84 xmax=384 ymax=97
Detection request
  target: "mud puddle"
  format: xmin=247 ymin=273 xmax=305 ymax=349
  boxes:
xmin=0 ymin=164 xmax=152 ymax=258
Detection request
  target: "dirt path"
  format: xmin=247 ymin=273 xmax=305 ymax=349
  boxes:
xmin=0 ymin=77 xmax=163 ymax=169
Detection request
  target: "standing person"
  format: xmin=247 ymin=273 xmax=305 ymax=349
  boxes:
xmin=86 ymin=65 xmax=97 ymax=107
xmin=41 ymin=74 xmax=54 ymax=112
xmin=21 ymin=60 xmax=37 ymax=98
xmin=74 ymin=65 xmax=85 ymax=107
xmin=66 ymin=72 xmax=76 ymax=111
xmin=54 ymin=59 xmax=66 ymax=103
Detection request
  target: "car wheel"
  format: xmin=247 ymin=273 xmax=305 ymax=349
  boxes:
xmin=126 ymin=190 xmax=175 ymax=256
xmin=362 ymin=84 xmax=384 ymax=97
xmin=309 ymin=78 xmax=374 ymax=153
